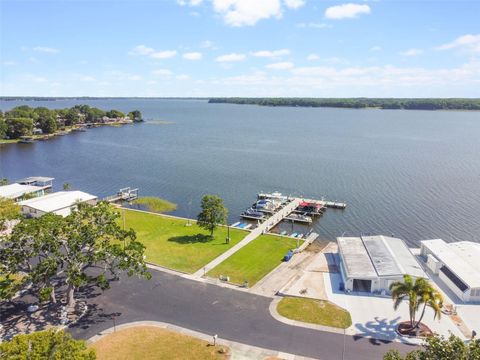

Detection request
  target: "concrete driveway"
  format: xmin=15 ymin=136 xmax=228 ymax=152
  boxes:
xmin=323 ymin=272 xmax=466 ymax=344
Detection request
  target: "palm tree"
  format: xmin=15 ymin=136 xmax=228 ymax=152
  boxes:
xmin=414 ymin=287 xmax=443 ymax=329
xmin=389 ymin=275 xmax=442 ymax=330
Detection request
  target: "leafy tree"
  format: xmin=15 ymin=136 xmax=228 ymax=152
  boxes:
xmin=105 ymin=109 xmax=125 ymax=119
xmin=383 ymin=334 xmax=480 ymax=360
xmin=0 ymin=329 xmax=96 ymax=359
xmin=0 ymin=197 xmax=20 ymax=232
xmin=37 ymin=114 xmax=58 ymax=134
xmin=197 ymin=195 xmax=228 ymax=237
xmin=1 ymin=202 xmax=151 ymax=307
xmin=63 ymin=182 xmax=71 ymax=190
xmin=6 ymin=105 xmax=34 ymax=119
xmin=0 ymin=178 xmax=8 ymax=185
xmin=85 ymin=107 xmax=106 ymax=123
xmin=5 ymin=117 xmax=34 ymax=138
xmin=65 ymin=108 xmax=81 ymax=126
xmin=128 ymin=110 xmax=142 ymax=121
xmin=389 ymin=275 xmax=443 ymax=330
xmin=0 ymin=118 xmax=7 ymax=139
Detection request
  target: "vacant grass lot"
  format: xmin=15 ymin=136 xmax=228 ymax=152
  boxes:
xmin=207 ymin=234 xmax=299 ymax=286
xmin=277 ymin=297 xmax=352 ymax=329
xmin=122 ymin=209 xmax=246 ymax=273
xmin=91 ymin=326 xmax=229 ymax=360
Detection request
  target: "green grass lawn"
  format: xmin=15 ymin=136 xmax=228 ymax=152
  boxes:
xmin=277 ymin=297 xmax=352 ymax=329
xmin=207 ymin=234 xmax=300 ymax=286
xmin=91 ymin=326 xmax=229 ymax=360
xmin=122 ymin=209 xmax=247 ymax=273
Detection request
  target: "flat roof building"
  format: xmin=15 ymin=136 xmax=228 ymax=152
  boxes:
xmin=337 ymin=235 xmax=426 ymax=294
xmin=0 ymin=183 xmax=45 ymax=201
xmin=420 ymin=239 xmax=480 ymax=303
xmin=19 ymin=191 xmax=97 ymax=218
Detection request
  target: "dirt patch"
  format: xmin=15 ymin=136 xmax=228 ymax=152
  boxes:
xmin=397 ymin=321 xmax=433 ymax=338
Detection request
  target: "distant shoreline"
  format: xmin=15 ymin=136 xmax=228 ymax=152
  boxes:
xmin=208 ymin=98 xmax=480 ymax=111
xmin=2 ymin=97 xmax=479 ymax=111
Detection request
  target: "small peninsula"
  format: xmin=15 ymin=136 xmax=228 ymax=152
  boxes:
xmin=0 ymin=105 xmax=143 ymax=144
xmin=208 ymin=97 xmax=480 ymax=111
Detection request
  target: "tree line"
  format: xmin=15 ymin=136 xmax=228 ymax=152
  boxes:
xmin=208 ymin=97 xmax=480 ymax=110
xmin=0 ymin=105 xmax=143 ymax=140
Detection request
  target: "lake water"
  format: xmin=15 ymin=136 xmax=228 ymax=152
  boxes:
xmin=1 ymin=99 xmax=479 ymax=247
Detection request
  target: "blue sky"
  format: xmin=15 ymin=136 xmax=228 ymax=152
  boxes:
xmin=1 ymin=0 xmax=479 ymax=97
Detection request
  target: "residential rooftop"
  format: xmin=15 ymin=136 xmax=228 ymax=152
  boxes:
xmin=338 ymin=235 xmax=426 ymax=279
xmin=0 ymin=183 xmax=44 ymax=199
xmin=19 ymin=191 xmax=97 ymax=213
xmin=421 ymin=239 xmax=480 ymax=289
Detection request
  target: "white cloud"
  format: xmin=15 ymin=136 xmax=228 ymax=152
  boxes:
xmin=128 ymin=75 xmax=142 ymax=81
xmin=436 ymin=34 xmax=480 ymax=53
xmin=297 ymin=22 xmax=332 ymax=29
xmin=284 ymin=0 xmax=305 ymax=9
xmin=129 ymin=45 xmax=177 ymax=59
xmin=305 ymin=55 xmax=349 ymax=64
xmin=215 ymin=53 xmax=246 ymax=62
xmin=177 ymin=0 xmax=202 ymax=6
xmin=2 ymin=60 xmax=16 ymax=66
xmin=150 ymin=50 xmax=177 ymax=59
xmin=251 ymin=49 xmax=290 ymax=57
xmin=325 ymin=3 xmax=371 ymax=20
xmin=183 ymin=52 xmax=203 ymax=60
xmin=399 ymin=48 xmax=424 ymax=57
xmin=78 ymin=75 xmax=96 ymax=82
xmin=266 ymin=61 xmax=294 ymax=70
xmin=33 ymin=46 xmax=60 ymax=53
xmin=152 ymin=69 xmax=173 ymax=76
xmin=200 ymin=40 xmax=215 ymax=49
xmin=176 ymin=74 xmax=190 ymax=80
xmin=128 ymin=45 xmax=155 ymax=56
xmin=370 ymin=46 xmax=382 ymax=52
xmin=212 ymin=0 xmax=282 ymax=26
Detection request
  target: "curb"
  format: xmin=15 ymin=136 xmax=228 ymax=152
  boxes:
xmin=87 ymin=320 xmax=317 ymax=360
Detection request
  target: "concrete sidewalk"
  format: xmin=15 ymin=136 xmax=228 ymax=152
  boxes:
xmin=193 ymin=199 xmax=301 ymax=278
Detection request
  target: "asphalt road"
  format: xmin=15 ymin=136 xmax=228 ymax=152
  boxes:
xmin=67 ymin=270 xmax=416 ymax=360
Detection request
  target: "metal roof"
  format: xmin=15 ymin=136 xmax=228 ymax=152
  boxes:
xmin=337 ymin=237 xmax=377 ymax=278
xmin=18 ymin=176 xmax=54 ymax=184
xmin=338 ymin=235 xmax=426 ymax=279
xmin=0 ymin=183 xmax=44 ymax=199
xmin=421 ymin=239 xmax=480 ymax=289
xmin=19 ymin=191 xmax=97 ymax=213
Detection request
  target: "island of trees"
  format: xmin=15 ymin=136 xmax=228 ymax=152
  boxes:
xmin=0 ymin=105 xmax=143 ymax=142
xmin=208 ymin=97 xmax=480 ymax=110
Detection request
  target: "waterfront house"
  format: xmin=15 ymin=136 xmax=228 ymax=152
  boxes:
xmin=337 ymin=235 xmax=427 ymax=294
xmin=420 ymin=239 xmax=480 ymax=303
xmin=19 ymin=191 xmax=97 ymax=218
xmin=0 ymin=183 xmax=45 ymax=201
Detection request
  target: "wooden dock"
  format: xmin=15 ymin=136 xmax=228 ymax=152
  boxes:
xmin=103 ymin=187 xmax=139 ymax=203
xmin=301 ymin=198 xmax=347 ymax=209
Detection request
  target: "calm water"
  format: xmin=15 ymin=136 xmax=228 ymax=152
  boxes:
xmin=1 ymin=99 xmax=480 ymax=247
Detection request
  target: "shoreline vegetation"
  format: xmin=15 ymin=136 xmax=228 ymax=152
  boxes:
xmin=130 ymin=197 xmax=177 ymax=213
xmin=208 ymin=97 xmax=480 ymax=110
xmin=0 ymin=105 xmax=143 ymax=144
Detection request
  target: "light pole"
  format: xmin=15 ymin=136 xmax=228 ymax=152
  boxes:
xmin=226 ymin=221 xmax=230 ymax=244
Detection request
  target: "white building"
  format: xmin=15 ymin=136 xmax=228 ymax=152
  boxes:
xmin=420 ymin=239 xmax=480 ymax=303
xmin=0 ymin=183 xmax=45 ymax=201
xmin=19 ymin=191 xmax=97 ymax=218
xmin=337 ymin=235 xmax=427 ymax=294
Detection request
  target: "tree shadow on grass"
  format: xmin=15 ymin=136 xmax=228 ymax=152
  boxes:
xmin=168 ymin=234 xmax=214 ymax=244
